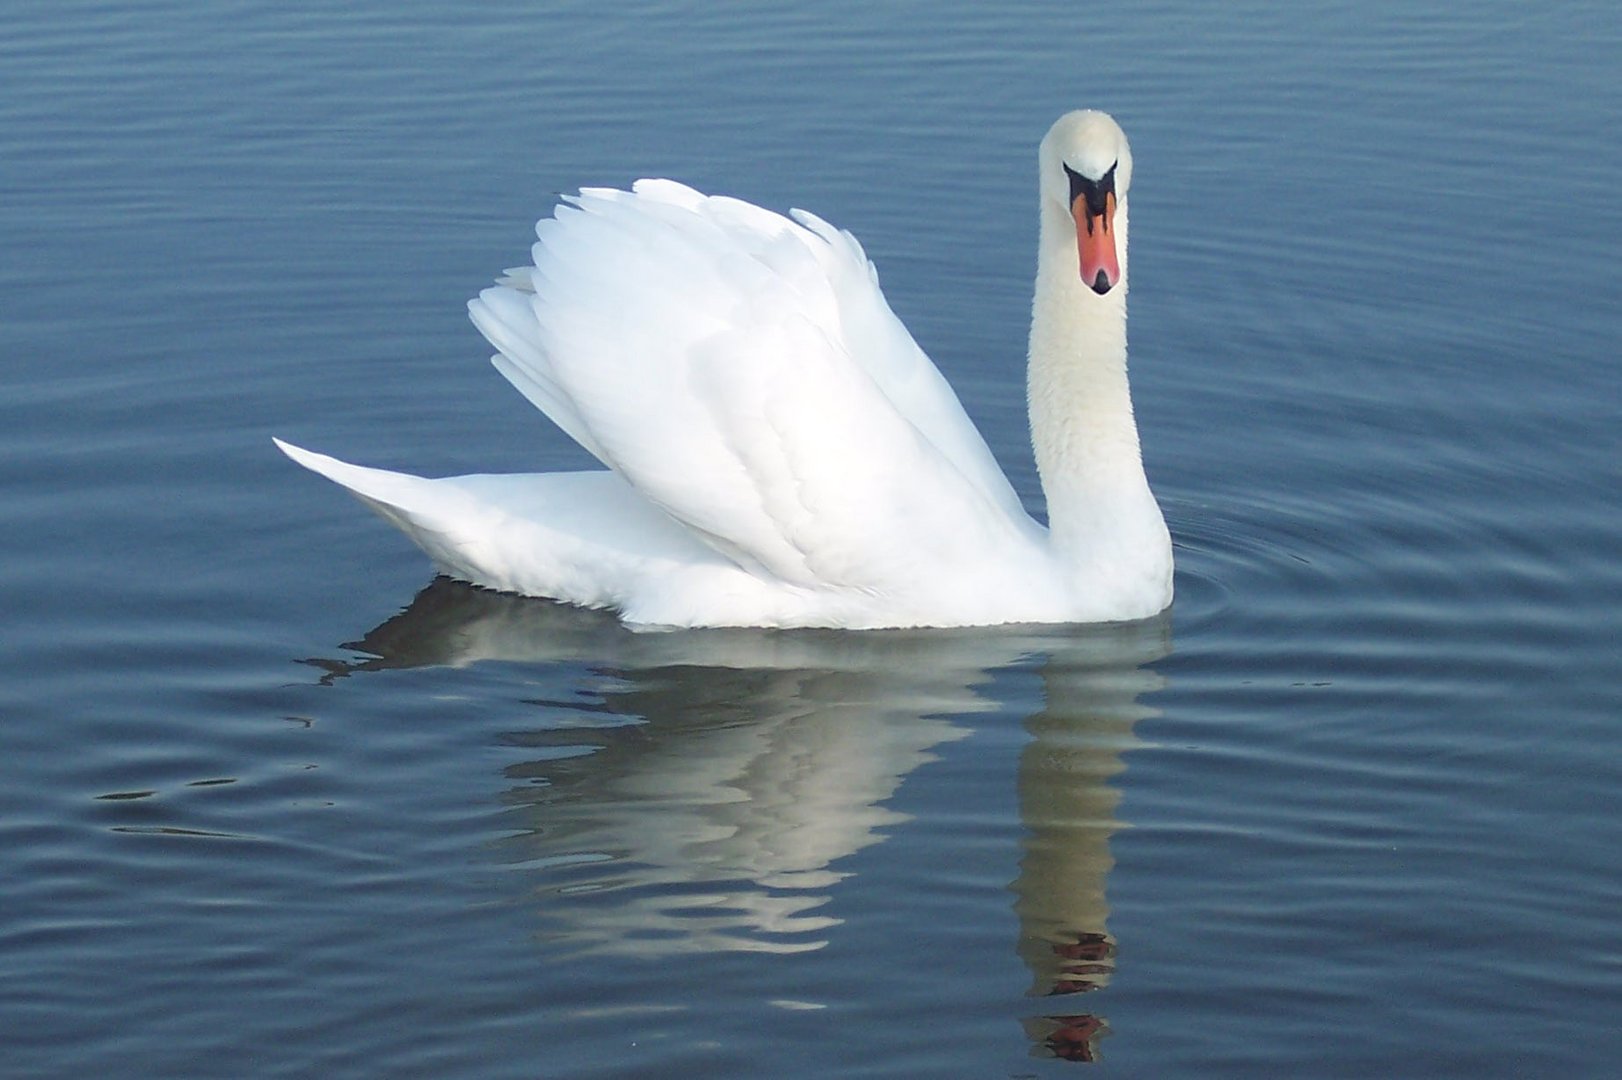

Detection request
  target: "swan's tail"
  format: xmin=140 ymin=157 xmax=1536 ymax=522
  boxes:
xmin=274 ymin=438 xmax=717 ymax=609
xmin=273 ymin=438 xmax=497 ymax=583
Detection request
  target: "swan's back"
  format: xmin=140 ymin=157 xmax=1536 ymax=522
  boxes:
xmin=466 ymin=180 xmax=1045 ymax=612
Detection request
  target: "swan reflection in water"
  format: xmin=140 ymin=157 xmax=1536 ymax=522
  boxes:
xmin=312 ymin=578 xmax=1170 ymax=1063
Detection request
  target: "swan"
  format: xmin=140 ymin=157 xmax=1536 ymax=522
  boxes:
xmin=277 ymin=110 xmax=1172 ymax=630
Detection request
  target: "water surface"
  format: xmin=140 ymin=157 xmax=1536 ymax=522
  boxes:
xmin=3 ymin=1 xmax=1619 ymax=1076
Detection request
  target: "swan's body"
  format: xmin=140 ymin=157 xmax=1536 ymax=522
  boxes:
xmin=278 ymin=110 xmax=1172 ymax=630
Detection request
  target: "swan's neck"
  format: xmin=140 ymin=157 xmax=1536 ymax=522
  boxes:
xmin=1027 ymin=200 xmax=1158 ymax=561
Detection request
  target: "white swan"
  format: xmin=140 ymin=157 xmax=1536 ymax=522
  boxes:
xmin=277 ymin=110 xmax=1172 ymax=630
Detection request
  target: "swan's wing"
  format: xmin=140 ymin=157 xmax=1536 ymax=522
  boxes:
xmin=467 ymin=180 xmax=1036 ymax=591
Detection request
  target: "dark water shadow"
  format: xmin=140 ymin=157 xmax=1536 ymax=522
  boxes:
xmin=311 ymin=577 xmax=1172 ymax=1063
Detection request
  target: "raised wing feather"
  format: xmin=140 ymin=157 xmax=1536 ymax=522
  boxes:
xmin=467 ymin=180 xmax=1038 ymax=594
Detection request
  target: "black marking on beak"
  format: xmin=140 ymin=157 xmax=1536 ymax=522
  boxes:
xmin=1064 ymin=160 xmax=1117 ymax=235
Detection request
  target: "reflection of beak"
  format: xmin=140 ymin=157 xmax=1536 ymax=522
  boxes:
xmin=1072 ymin=189 xmax=1119 ymax=296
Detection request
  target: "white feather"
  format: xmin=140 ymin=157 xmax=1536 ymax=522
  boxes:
xmin=279 ymin=111 xmax=1173 ymax=629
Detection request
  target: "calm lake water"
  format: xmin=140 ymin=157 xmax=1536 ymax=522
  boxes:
xmin=4 ymin=1 xmax=1619 ymax=1076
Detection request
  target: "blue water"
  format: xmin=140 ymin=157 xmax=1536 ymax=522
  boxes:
xmin=4 ymin=1 xmax=1620 ymax=1075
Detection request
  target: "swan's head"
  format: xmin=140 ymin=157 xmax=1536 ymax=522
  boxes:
xmin=1040 ymin=110 xmax=1133 ymax=296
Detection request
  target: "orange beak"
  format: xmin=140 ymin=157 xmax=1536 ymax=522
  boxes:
xmin=1072 ymin=189 xmax=1120 ymax=295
